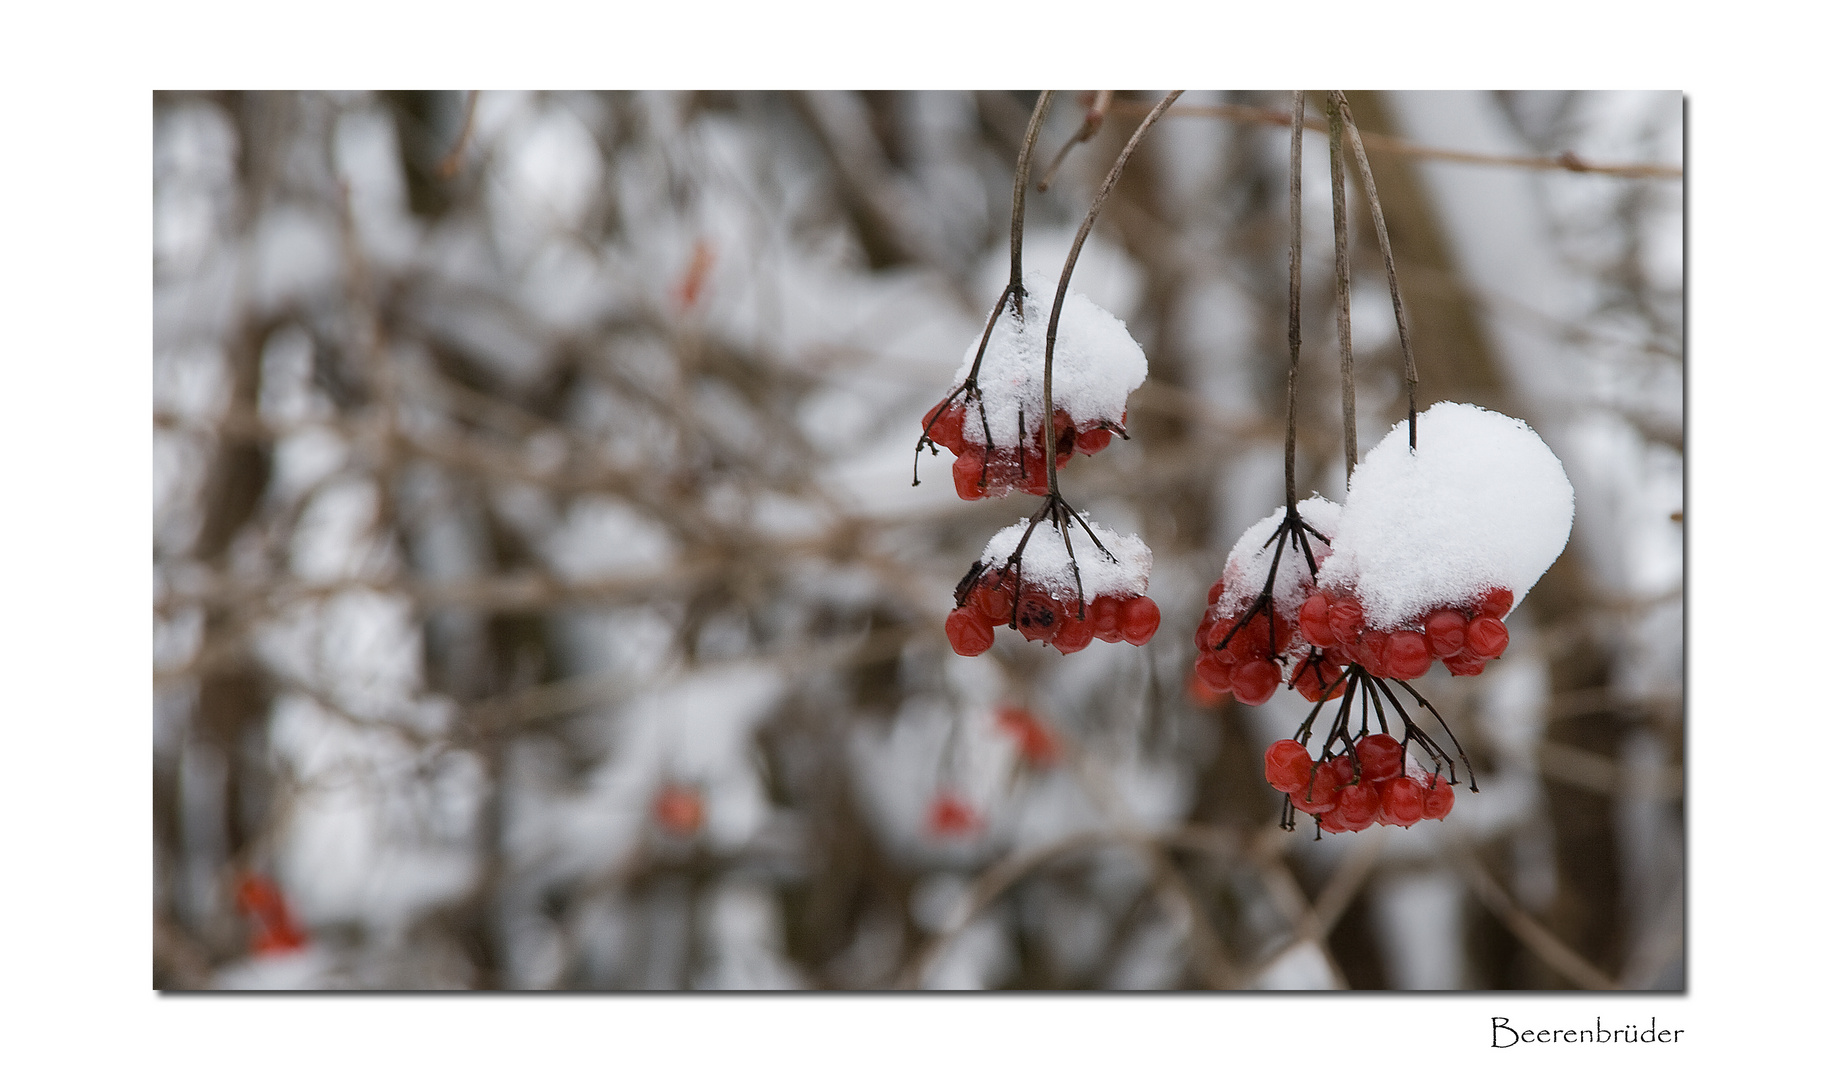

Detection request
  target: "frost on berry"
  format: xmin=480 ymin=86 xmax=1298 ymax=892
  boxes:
xmin=918 ymin=272 xmax=1145 ymax=499
xmin=948 ymin=515 xmax=1156 ymax=654
xmin=1318 ymin=401 xmax=1573 ymax=631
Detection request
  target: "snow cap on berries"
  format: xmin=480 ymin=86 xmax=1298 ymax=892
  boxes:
xmin=1320 ymin=402 xmax=1574 ymax=630
xmin=954 ymin=271 xmax=1145 ymax=449
xmin=979 ymin=516 xmax=1150 ymax=603
xmin=1213 ymin=497 xmax=1341 ymax=618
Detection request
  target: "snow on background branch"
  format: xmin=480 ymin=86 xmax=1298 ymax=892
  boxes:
xmin=153 ymin=91 xmax=1682 ymax=991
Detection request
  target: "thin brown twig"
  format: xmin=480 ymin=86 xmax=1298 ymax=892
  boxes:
xmin=1108 ymin=98 xmax=1682 ymax=179
xmin=1284 ymin=91 xmax=1304 ymax=510
xmin=1445 ymin=833 xmax=1620 ymax=992
xmin=435 ymin=90 xmax=480 ymax=180
xmin=1332 ymin=91 xmax=1417 ymax=449
xmin=1326 ymin=94 xmax=1357 ymax=485
xmin=1042 ymin=90 xmax=1182 ymax=496
xmin=1035 ymin=90 xmax=1113 ymax=192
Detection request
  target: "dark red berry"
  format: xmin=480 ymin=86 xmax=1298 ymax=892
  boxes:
xmin=945 ymin=609 xmax=994 ymax=656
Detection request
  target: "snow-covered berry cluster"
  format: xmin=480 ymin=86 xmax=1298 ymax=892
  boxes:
xmin=920 ymin=273 xmax=1144 ymax=502
xmin=1187 ymin=404 xmax=1574 ymax=834
xmin=926 ymin=274 xmax=1159 ymax=656
xmin=946 ymin=518 xmax=1158 ymax=657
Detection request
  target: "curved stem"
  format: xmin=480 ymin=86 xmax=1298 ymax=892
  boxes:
xmin=1285 ymin=91 xmax=1304 ymax=513
xmin=1042 ymin=89 xmax=1184 ymax=496
xmin=1326 ymin=93 xmax=1356 ymax=488
xmin=1008 ymin=90 xmax=1057 ymax=297
xmin=1332 ymin=92 xmax=1417 ymax=451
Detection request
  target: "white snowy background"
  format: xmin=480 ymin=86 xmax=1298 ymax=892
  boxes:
xmin=152 ymin=90 xmax=1681 ymax=991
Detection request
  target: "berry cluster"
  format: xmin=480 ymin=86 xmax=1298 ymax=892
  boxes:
xmin=1263 ymin=735 xmax=1455 ymax=833
xmin=947 ymin=562 xmax=1160 ymax=657
xmin=1296 ymin=585 xmax=1513 ymax=680
xmin=923 ymin=399 xmax=1120 ymax=500
xmin=1192 ymin=592 xmax=1298 ymax=707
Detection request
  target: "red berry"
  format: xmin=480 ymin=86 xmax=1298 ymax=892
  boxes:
xmin=1206 ymin=578 xmax=1227 ymax=606
xmin=1290 ymin=657 xmax=1345 ymax=703
xmin=1194 ymin=648 xmax=1235 ymax=692
xmin=1354 ymin=733 xmax=1403 ymax=783
xmin=1264 ymin=739 xmax=1314 ymax=793
xmin=945 ymin=608 xmax=994 ymax=656
xmin=951 ymin=451 xmax=986 ymax=500
xmin=1090 ymin=594 xmax=1122 ymax=640
xmin=1386 ymin=630 xmax=1433 ymax=680
xmin=1476 ymin=587 xmax=1514 ymax=619
xmin=1230 ymin=658 xmax=1281 ymax=706
xmin=1014 ymin=593 xmax=1062 ymax=642
xmin=1290 ymin=763 xmax=1340 ymax=814
xmin=1442 ymin=650 xmax=1488 ymax=677
xmin=1052 ymin=608 xmax=1095 ymax=654
xmin=1118 ymin=595 xmax=1160 ymax=646
xmin=1298 ymin=592 xmax=1334 ymax=647
xmin=653 ymin=785 xmax=705 ymax=835
xmin=1423 ymin=608 xmax=1468 ymax=657
xmin=927 ymin=793 xmax=980 ymax=837
xmin=924 ymin=400 xmax=967 ymax=453
xmin=1422 ymin=777 xmax=1456 ymax=820
xmin=1380 ymin=778 xmax=1426 ymax=827
xmin=1327 ymin=596 xmax=1365 ymax=647
xmin=1355 ymin=631 xmax=1388 ymax=675
xmin=973 ymin=574 xmax=1015 ymax=624
xmin=995 ymin=707 xmax=1062 ymax=767
xmin=1336 ymin=778 xmax=1381 ymax=828
xmin=1074 ymin=426 xmax=1112 ymax=455
xmin=1466 ymin=616 xmax=1509 ymax=660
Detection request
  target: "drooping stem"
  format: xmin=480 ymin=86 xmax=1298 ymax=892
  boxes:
xmin=1042 ymin=89 xmax=1184 ymax=496
xmin=915 ymin=92 xmax=1055 ymax=483
xmin=1008 ymin=90 xmax=1057 ymax=297
xmin=1284 ymin=91 xmax=1304 ymax=513
xmin=1326 ymin=92 xmax=1356 ymax=488
xmin=1332 ymin=92 xmax=1417 ymax=451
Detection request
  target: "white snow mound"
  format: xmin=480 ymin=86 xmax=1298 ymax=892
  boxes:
xmin=953 ymin=271 xmax=1146 ymax=448
xmin=1214 ymin=497 xmax=1341 ymax=618
xmin=1318 ymin=402 xmax=1573 ymax=629
xmin=980 ymin=515 xmax=1151 ymax=603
